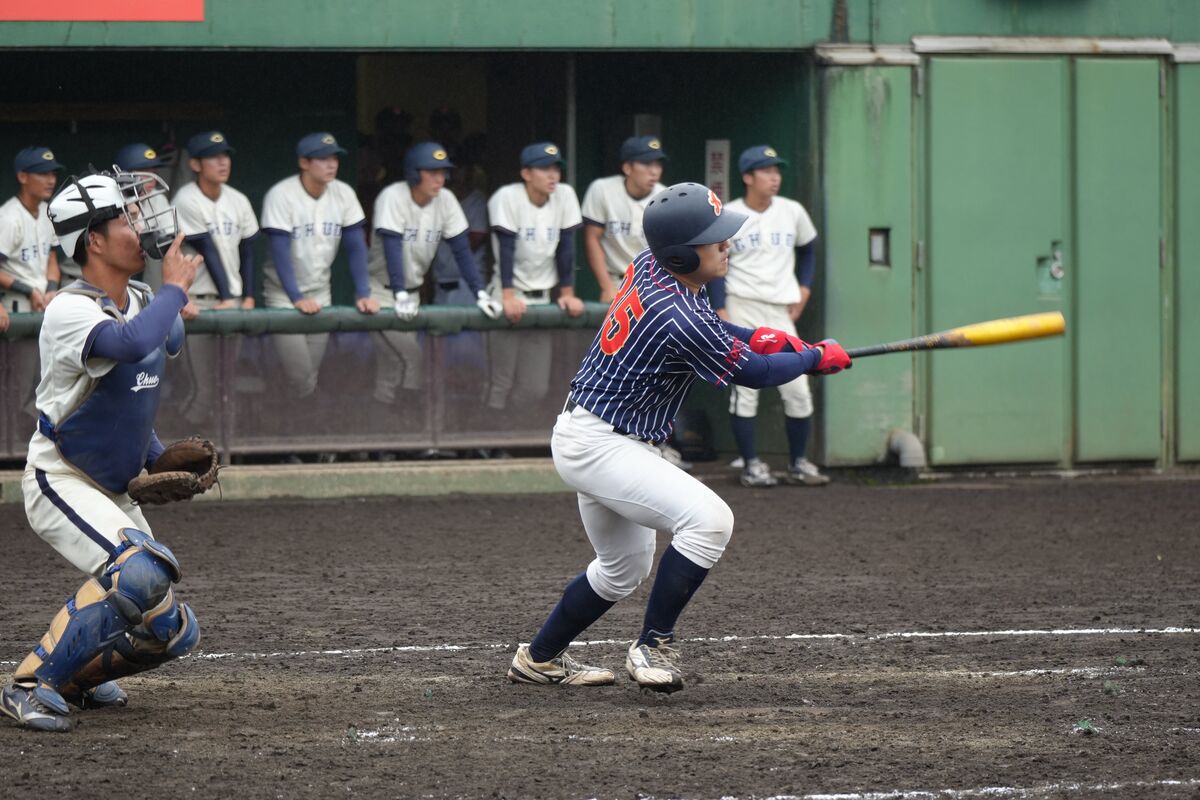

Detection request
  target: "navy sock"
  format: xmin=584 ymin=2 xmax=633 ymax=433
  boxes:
xmin=639 ymin=546 xmax=710 ymax=646
xmin=730 ymin=414 xmax=757 ymax=463
xmin=528 ymin=571 xmax=616 ymax=663
xmin=785 ymin=415 xmax=812 ymax=463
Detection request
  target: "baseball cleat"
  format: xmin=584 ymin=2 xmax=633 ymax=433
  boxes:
xmin=626 ymin=637 xmax=684 ymax=694
xmin=507 ymin=645 xmax=616 ymax=686
xmin=76 ymin=681 xmax=129 ymax=709
xmin=0 ymin=683 xmax=73 ymax=732
xmin=739 ymin=458 xmax=778 ymax=488
xmin=785 ymin=458 xmax=830 ymax=486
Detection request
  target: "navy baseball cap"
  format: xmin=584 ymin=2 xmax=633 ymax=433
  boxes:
xmin=115 ymin=143 xmax=168 ymax=170
xmin=14 ymin=146 xmax=64 ymax=174
xmin=520 ymin=142 xmax=566 ymax=169
xmin=297 ymin=132 xmax=347 ymax=158
xmin=188 ymin=131 xmax=235 ymax=159
xmin=738 ymin=145 xmax=788 ymax=174
xmin=619 ymin=135 xmax=668 ymax=163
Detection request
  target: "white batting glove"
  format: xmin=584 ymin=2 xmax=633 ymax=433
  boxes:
xmin=475 ymin=289 xmax=503 ymax=320
xmin=393 ymin=290 xmax=419 ymax=321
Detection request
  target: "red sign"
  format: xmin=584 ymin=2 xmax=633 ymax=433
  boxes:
xmin=0 ymin=0 xmax=204 ymax=21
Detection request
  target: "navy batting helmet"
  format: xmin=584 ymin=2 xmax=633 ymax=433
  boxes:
xmin=642 ymin=183 xmax=747 ymax=274
xmin=404 ymin=142 xmax=454 ymax=186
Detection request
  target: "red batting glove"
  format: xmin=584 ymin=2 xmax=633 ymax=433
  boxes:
xmin=749 ymin=326 xmax=812 ymax=355
xmin=813 ymin=338 xmax=851 ymax=374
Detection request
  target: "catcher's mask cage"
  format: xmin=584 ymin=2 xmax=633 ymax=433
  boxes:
xmin=112 ymin=167 xmax=178 ymax=260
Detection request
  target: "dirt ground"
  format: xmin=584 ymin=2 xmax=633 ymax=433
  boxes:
xmin=1 ymin=472 xmax=1197 ymax=799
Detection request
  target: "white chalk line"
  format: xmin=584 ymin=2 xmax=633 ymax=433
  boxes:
xmin=724 ymin=778 xmax=1200 ymax=800
xmin=1 ymin=625 xmax=1194 ymax=667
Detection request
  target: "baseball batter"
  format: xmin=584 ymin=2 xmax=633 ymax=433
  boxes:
xmin=485 ymin=142 xmax=584 ymax=415
xmin=507 ymin=183 xmax=850 ymax=692
xmin=0 ymin=147 xmax=64 ymax=313
xmin=261 ymin=132 xmax=375 ymax=403
xmin=367 ymin=141 xmax=501 ymax=408
xmin=581 ymin=135 xmax=666 ymax=304
xmin=1 ymin=172 xmax=203 ymax=732
xmin=709 ymin=145 xmax=825 ymax=488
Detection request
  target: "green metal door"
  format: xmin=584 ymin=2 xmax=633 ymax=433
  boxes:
xmin=1074 ymin=59 xmax=1162 ymax=462
xmin=926 ymin=58 xmax=1067 ymax=464
xmin=1179 ymin=64 xmax=1200 ymax=462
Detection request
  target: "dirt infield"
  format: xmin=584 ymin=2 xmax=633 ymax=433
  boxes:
xmin=1 ymin=473 xmax=1197 ymax=799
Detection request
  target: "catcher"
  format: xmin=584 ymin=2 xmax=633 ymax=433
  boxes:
xmin=1 ymin=170 xmax=216 ymax=733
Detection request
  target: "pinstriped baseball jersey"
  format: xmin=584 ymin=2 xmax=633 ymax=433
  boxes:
xmin=570 ymin=248 xmax=751 ymax=443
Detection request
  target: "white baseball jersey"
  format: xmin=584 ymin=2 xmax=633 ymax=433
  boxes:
xmin=487 ymin=182 xmax=582 ymax=293
xmin=580 ymin=175 xmax=664 ymax=277
xmin=0 ymin=196 xmax=58 ymax=293
xmin=260 ymin=176 xmax=364 ymax=295
xmin=368 ymin=183 xmax=468 ymax=290
xmin=724 ymin=197 xmax=818 ymax=305
xmin=173 ymin=182 xmax=260 ymax=298
xmin=26 ymin=291 xmax=148 ymax=473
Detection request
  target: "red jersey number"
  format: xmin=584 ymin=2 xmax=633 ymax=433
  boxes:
xmin=600 ymin=268 xmax=645 ymax=355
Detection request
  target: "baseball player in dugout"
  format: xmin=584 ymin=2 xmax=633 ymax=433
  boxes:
xmin=0 ymin=147 xmax=65 ymax=323
xmin=1 ymin=170 xmax=210 ymax=732
xmin=508 ymin=182 xmax=851 ymax=693
xmin=709 ymin=145 xmax=828 ymax=488
xmin=367 ymin=141 xmax=502 ymax=412
xmin=261 ymin=132 xmax=374 ymax=408
xmin=484 ymin=142 xmax=584 ymax=417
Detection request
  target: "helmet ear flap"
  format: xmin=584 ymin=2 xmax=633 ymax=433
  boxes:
xmin=656 ymin=244 xmax=700 ymax=275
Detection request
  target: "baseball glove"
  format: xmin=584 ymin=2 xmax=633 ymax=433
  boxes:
xmin=127 ymin=437 xmax=220 ymax=505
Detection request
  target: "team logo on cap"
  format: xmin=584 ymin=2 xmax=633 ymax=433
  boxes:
xmin=211 ymin=133 xmax=225 ymax=143
xmin=42 ymin=151 xmax=55 ymax=161
xmin=764 ymin=147 xmax=777 ymax=158
xmin=707 ymin=190 xmax=722 ymax=216
xmin=433 ymin=149 xmax=447 ymax=161
xmin=544 ymin=145 xmax=559 ymax=155
xmin=143 ymin=149 xmax=157 ymax=160
xmin=648 ymin=139 xmax=661 ymax=150
xmin=322 ymin=135 xmax=336 ymax=145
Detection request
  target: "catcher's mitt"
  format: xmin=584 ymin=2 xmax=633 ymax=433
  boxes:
xmin=127 ymin=437 xmax=220 ymax=505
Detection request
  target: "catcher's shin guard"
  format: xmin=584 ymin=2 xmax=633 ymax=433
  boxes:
xmin=13 ymin=528 xmax=200 ymax=704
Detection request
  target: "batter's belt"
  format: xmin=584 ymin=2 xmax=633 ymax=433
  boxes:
xmin=564 ymin=396 xmax=657 ymax=444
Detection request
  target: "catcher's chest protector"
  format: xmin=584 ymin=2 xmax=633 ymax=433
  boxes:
xmin=38 ymin=281 xmax=185 ymax=494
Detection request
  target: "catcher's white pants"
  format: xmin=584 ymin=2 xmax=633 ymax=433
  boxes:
xmin=22 ymin=453 xmax=153 ymax=577
xmin=552 ymin=404 xmax=734 ymax=602
xmin=725 ymin=295 xmax=814 ymax=419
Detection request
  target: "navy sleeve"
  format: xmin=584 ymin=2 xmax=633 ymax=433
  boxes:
xmin=495 ymin=229 xmax=516 ymax=290
xmin=341 ymin=222 xmax=370 ymax=299
xmin=555 ymin=228 xmax=576 ymax=288
xmin=87 ymin=285 xmax=189 ymax=363
xmin=185 ymin=233 xmax=232 ymax=300
xmin=266 ymin=229 xmax=303 ymax=302
xmin=733 ymin=348 xmax=823 ymax=389
xmin=721 ymin=319 xmax=757 ymax=342
xmin=146 ymin=430 xmax=165 ymax=469
xmin=707 ymin=277 xmax=727 ymax=311
xmin=795 ymin=240 xmax=816 ymax=289
xmin=239 ymin=234 xmax=257 ymax=300
xmin=378 ymin=230 xmax=407 ymax=291
xmin=446 ymin=231 xmax=484 ymax=294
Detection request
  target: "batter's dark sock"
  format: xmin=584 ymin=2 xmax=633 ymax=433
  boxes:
xmin=638 ymin=546 xmax=710 ymax=646
xmin=528 ymin=571 xmax=616 ymax=663
xmin=785 ymin=415 xmax=812 ymax=463
xmin=730 ymin=414 xmax=757 ymax=463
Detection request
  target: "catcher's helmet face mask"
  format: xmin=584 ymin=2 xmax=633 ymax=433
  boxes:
xmin=49 ymin=169 xmax=179 ymax=262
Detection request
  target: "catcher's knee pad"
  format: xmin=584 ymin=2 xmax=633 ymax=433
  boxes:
xmin=17 ymin=528 xmax=200 ymax=703
xmin=586 ymin=540 xmax=656 ymax=601
xmin=671 ymin=496 xmax=734 ymax=569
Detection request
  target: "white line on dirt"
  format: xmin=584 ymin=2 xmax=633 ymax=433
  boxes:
xmin=1 ymin=625 xmax=1194 ymax=667
xmin=748 ymin=777 xmax=1200 ymax=799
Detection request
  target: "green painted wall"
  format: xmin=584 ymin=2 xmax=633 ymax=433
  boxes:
xmin=1177 ymin=65 xmax=1200 ymax=462
xmin=819 ymin=65 xmax=915 ymax=465
xmin=1 ymin=0 xmax=1198 ymax=50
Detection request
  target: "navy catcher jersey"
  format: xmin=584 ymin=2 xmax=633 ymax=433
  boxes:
xmin=570 ymin=248 xmax=751 ymax=442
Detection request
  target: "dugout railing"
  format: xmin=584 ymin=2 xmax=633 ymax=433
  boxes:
xmin=0 ymin=304 xmax=608 ymax=462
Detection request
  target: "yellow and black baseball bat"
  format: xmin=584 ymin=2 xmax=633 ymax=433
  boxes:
xmin=845 ymin=311 xmax=1066 ymax=358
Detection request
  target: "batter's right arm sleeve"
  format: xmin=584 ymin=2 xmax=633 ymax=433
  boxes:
xmin=733 ymin=348 xmax=823 ymax=390
xmin=87 ymin=284 xmax=189 ymax=363
xmin=707 ymin=277 xmax=728 ymax=311
xmin=266 ymin=229 xmax=303 ymax=302
xmin=494 ymin=228 xmax=516 ymax=289
xmin=378 ymin=229 xmax=407 ymax=291
xmin=185 ymin=233 xmax=232 ymax=300
xmin=239 ymin=233 xmax=257 ymax=299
